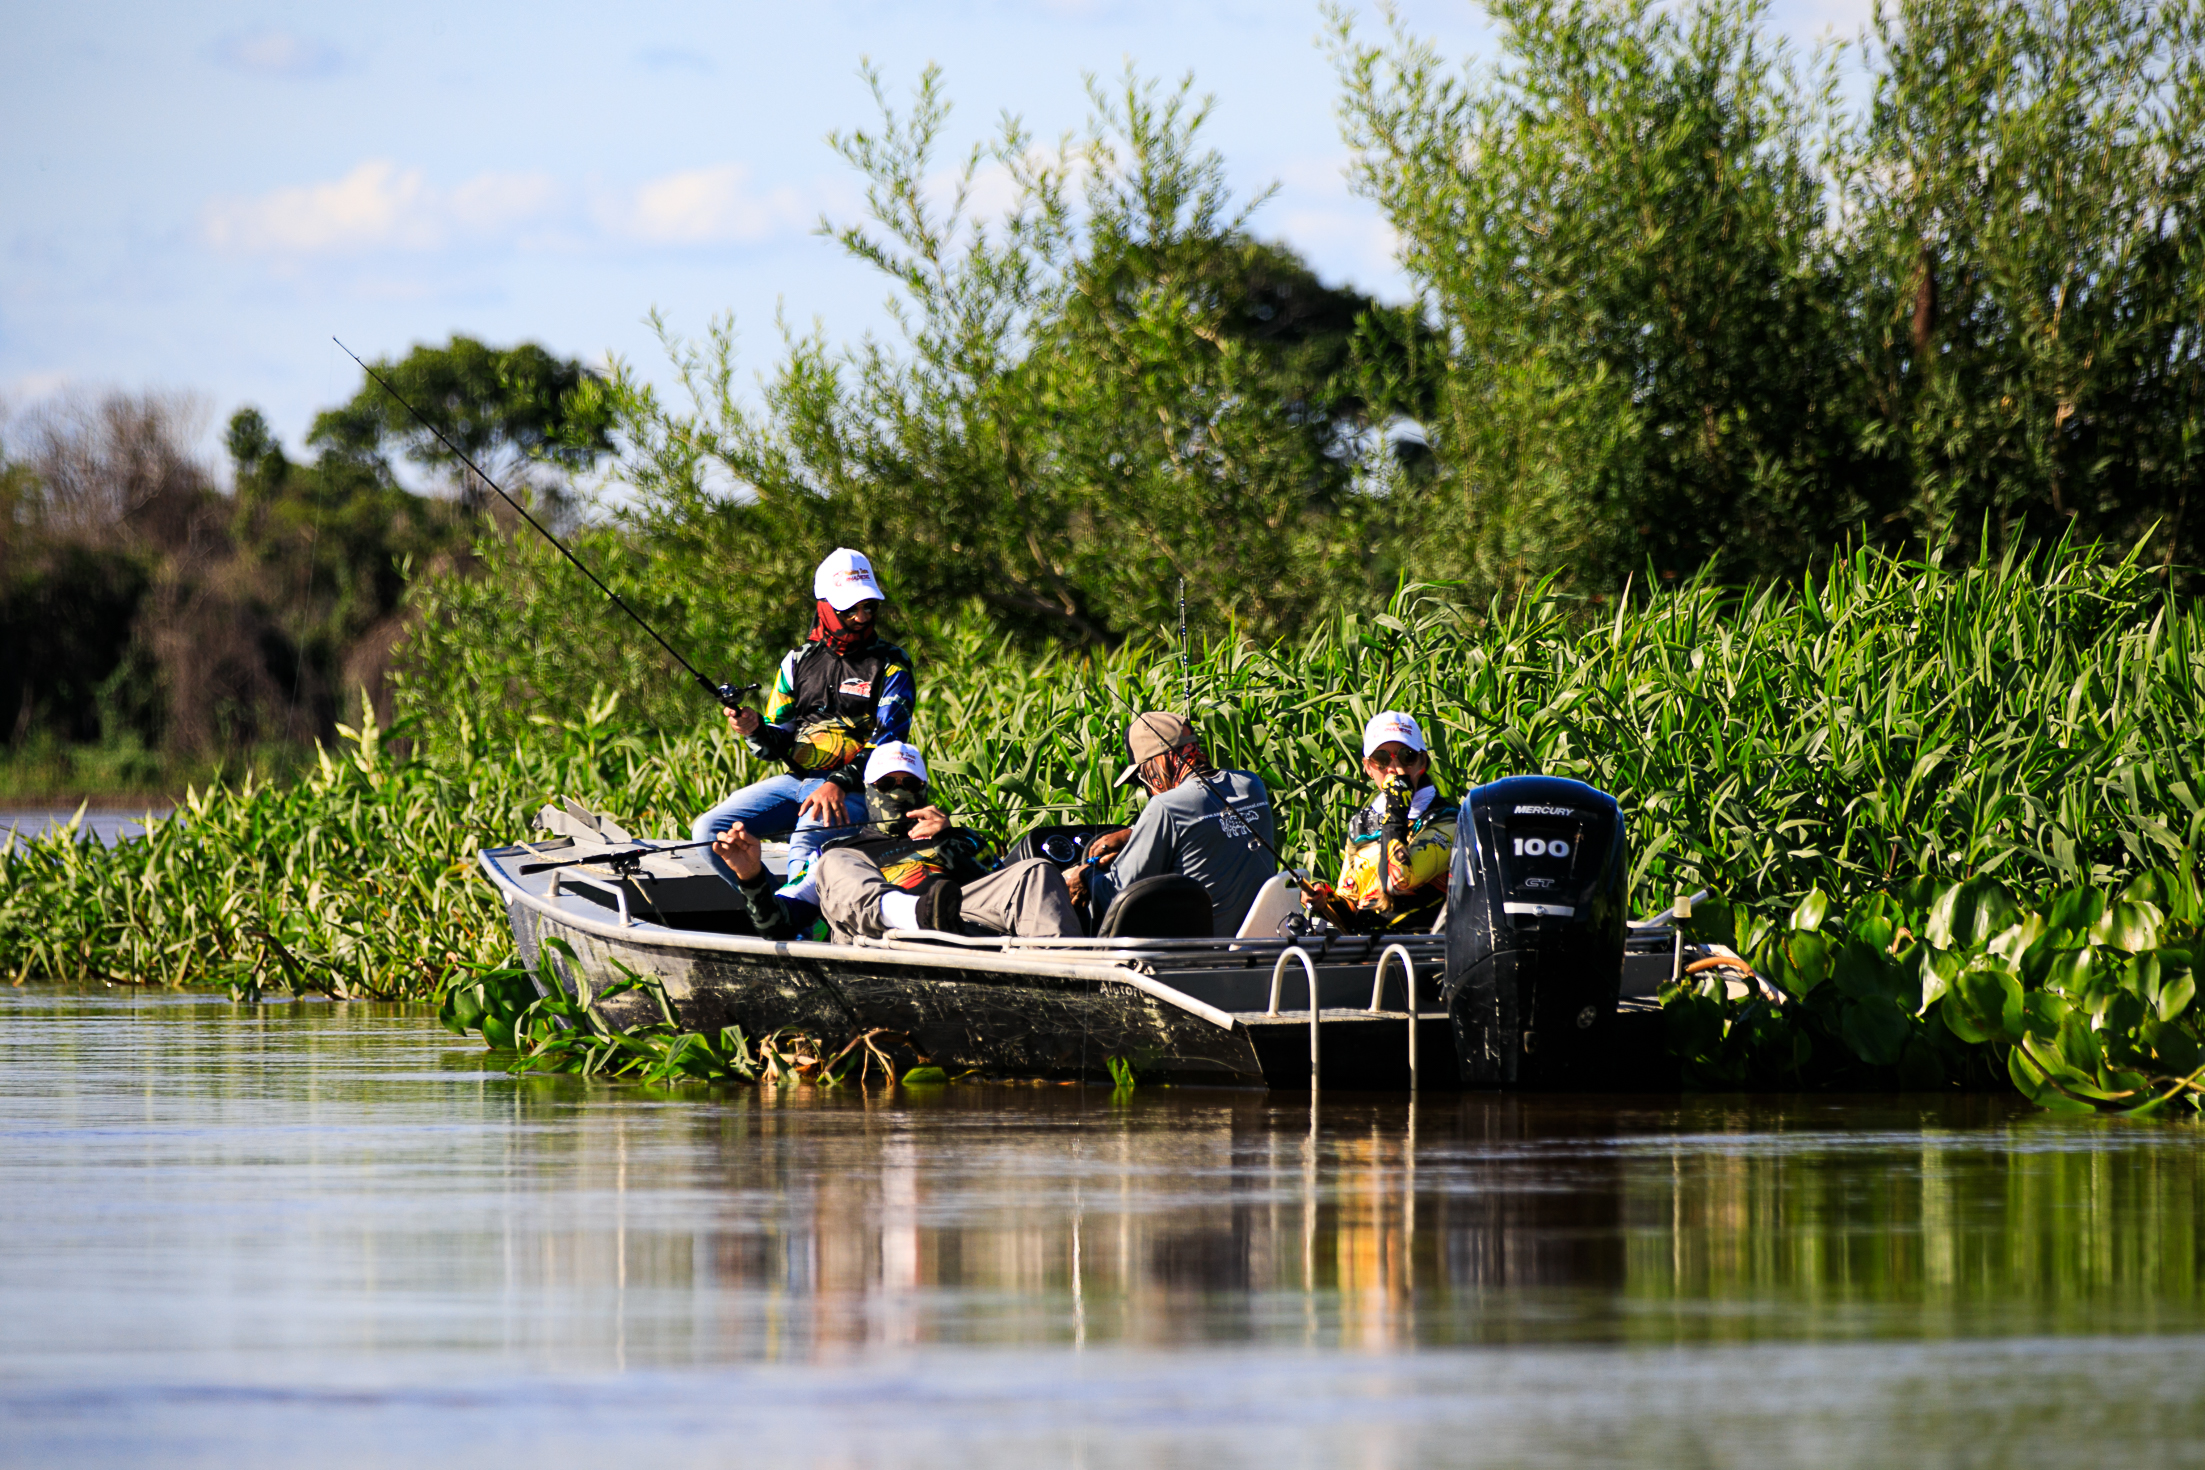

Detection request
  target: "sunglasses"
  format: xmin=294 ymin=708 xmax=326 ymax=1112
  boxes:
xmin=1365 ymin=748 xmax=1424 ymax=769
xmin=872 ymin=774 xmax=925 ymax=793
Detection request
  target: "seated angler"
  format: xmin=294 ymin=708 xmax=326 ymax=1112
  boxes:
xmin=1067 ymin=712 xmax=1277 ymax=937
xmin=712 ymin=742 xmax=1080 ymax=943
xmin=1301 ymin=711 xmax=1459 ymax=933
xmin=691 ymin=547 xmax=916 ymax=926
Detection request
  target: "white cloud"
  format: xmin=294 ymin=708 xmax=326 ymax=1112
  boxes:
xmin=2 ymin=369 xmax=73 ymax=409
xmin=201 ymin=161 xmax=562 ymax=255
xmin=211 ymin=29 xmax=348 ymax=79
xmin=603 ymin=164 xmax=818 ymax=246
xmin=201 ymin=160 xmax=847 ymax=260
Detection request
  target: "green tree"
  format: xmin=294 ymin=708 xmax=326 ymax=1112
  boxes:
xmin=601 ymin=65 xmax=1425 ymax=655
xmin=1333 ymin=0 xmax=1895 ymax=593
xmin=1855 ymin=0 xmax=2205 ymax=573
xmin=310 ymin=336 xmax=614 ymax=505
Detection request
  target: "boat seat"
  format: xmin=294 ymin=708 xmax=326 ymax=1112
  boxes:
xmin=1095 ymin=875 xmax=1213 ymax=939
xmin=1233 ymin=871 xmax=1306 ymax=939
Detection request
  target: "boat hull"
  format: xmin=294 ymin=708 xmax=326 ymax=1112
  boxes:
xmin=483 ymin=835 xmax=1671 ymax=1091
xmin=506 ymin=895 xmax=1273 ymax=1086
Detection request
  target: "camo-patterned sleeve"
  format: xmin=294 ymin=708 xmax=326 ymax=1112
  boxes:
xmin=743 ymin=649 xmax=804 ymax=765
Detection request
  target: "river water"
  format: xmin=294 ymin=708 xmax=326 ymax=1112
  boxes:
xmin=0 ymin=807 xmax=169 ymax=846
xmin=3 ymin=986 xmax=2202 ymax=1467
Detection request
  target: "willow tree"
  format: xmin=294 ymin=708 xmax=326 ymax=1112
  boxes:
xmin=1333 ymin=0 xmax=1879 ymax=595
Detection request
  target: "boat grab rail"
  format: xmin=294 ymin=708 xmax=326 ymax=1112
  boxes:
xmin=1266 ymin=948 xmax=1321 ymax=1088
xmin=1369 ymin=943 xmax=1421 ymax=1092
xmin=551 ymin=871 xmax=631 ymax=927
xmin=855 ymin=933 xmax=1237 ymax=1029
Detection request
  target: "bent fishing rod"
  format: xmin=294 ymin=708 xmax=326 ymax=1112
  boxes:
xmin=332 ymin=337 xmax=757 ymax=713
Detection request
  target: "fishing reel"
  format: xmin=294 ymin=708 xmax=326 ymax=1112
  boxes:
xmin=713 ymin=681 xmax=762 ymax=711
xmin=1381 ymin=775 xmax=1415 ymax=836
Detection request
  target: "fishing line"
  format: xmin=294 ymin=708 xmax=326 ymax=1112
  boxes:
xmin=331 ymin=337 xmax=756 ymax=711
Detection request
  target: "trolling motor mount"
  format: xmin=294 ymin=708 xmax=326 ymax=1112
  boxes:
xmin=1443 ymin=775 xmax=1628 ymax=1087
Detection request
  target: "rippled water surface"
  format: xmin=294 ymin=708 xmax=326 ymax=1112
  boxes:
xmin=4 ymin=987 xmax=2203 ymax=1467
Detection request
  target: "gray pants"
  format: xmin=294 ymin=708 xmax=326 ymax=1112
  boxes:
xmin=815 ymin=849 xmax=1080 ymax=942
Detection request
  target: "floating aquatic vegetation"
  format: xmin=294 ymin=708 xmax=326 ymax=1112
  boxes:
xmin=438 ymin=941 xmax=919 ymax=1087
xmin=1663 ymin=868 xmax=2205 ymax=1113
xmin=3 ymin=542 xmax=2200 ymax=1112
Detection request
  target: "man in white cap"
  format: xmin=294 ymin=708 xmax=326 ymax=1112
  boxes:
xmin=1068 ymin=712 xmax=1276 ymax=937
xmin=713 ymin=742 xmax=1079 ymax=943
xmin=1301 ymin=711 xmax=1459 ymax=932
xmin=691 ymin=548 xmax=916 ymax=914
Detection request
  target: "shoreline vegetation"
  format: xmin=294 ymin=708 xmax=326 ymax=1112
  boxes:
xmin=3 ymin=0 xmax=2200 ymax=1109
xmin=5 ymin=543 xmax=2202 ymax=1111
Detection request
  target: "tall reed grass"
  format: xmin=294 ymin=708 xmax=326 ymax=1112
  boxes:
xmin=4 ymin=541 xmax=2196 ymax=1012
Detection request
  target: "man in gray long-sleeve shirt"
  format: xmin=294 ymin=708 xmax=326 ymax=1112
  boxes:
xmin=1066 ymin=711 xmax=1277 ymax=937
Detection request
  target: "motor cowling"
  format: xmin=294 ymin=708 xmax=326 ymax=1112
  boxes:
xmin=1443 ymin=775 xmax=1627 ymax=1088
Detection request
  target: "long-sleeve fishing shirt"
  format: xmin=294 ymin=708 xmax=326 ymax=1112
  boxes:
xmin=1087 ymin=770 xmax=1276 ymax=938
xmin=744 ymin=635 xmax=916 ymax=792
xmin=1335 ymin=783 xmax=1458 ymax=931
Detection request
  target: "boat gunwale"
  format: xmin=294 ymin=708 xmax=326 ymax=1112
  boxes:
xmin=478 ymin=846 xmax=1246 ymax=1028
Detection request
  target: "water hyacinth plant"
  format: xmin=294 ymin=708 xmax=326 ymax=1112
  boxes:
xmin=1668 ymin=867 xmax=2204 ymax=1113
xmin=439 ymin=942 xmax=908 ymax=1086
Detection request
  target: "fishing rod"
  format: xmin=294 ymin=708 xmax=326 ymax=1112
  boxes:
xmin=516 ymin=815 xmax=919 ymax=875
xmin=332 ymin=337 xmax=758 ymax=713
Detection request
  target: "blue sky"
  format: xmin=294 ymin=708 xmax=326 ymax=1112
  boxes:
xmin=3 ymin=0 xmax=1868 ymax=473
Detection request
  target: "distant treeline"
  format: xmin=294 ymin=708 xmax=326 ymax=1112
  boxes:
xmin=0 ymin=335 xmax=612 ymax=784
xmin=4 ymin=0 xmax=2199 ymax=776
xmin=0 ymin=394 xmax=443 ymax=787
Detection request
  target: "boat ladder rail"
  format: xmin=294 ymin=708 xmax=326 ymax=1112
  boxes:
xmin=1261 ymin=940 xmax=1428 ymax=1092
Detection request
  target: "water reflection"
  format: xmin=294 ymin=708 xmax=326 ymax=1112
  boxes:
xmin=460 ymin=1072 xmax=2202 ymax=1356
xmin=4 ymin=988 xmax=2203 ymax=1466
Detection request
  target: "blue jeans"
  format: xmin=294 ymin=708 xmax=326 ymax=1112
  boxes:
xmin=691 ymin=773 xmax=869 ymax=892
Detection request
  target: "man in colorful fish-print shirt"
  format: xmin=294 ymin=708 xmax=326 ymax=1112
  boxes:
xmin=1300 ymin=710 xmax=1460 ymax=933
xmin=712 ymin=743 xmax=1078 ymax=944
xmin=691 ymin=547 xmax=917 ymax=920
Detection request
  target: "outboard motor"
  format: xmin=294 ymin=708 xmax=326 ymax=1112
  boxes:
xmin=1443 ymin=775 xmax=1627 ymax=1087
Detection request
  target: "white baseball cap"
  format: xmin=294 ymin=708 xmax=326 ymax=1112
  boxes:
xmin=863 ymin=741 xmax=928 ymax=786
xmin=813 ymin=548 xmax=886 ymax=610
xmin=1361 ymin=711 xmax=1427 ymax=757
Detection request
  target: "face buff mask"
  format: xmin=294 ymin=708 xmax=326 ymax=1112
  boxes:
xmin=810 ymin=599 xmax=873 ymax=657
xmin=869 ymin=780 xmax=928 ymax=829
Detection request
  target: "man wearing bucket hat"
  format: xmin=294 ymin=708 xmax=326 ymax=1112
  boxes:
xmin=1301 ymin=711 xmax=1459 ymax=933
xmin=712 ymin=742 xmax=1079 ymax=943
xmin=1068 ymin=712 xmax=1276 ymax=937
xmin=691 ymin=548 xmax=916 ymax=902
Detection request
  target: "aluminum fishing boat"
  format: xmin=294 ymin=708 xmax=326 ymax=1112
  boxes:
xmin=479 ymin=778 xmax=1727 ymax=1090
